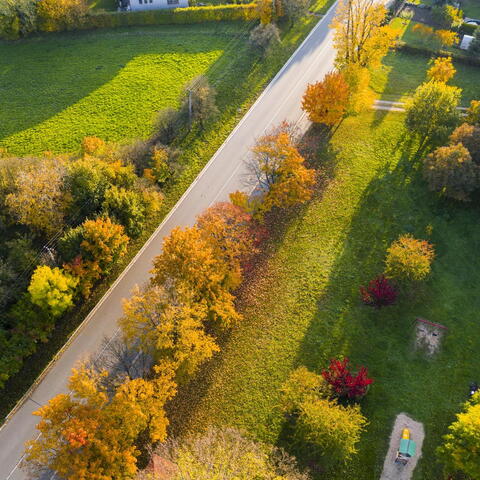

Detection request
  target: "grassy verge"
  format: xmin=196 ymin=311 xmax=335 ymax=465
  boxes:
xmin=0 ymin=5 xmax=335 ymax=420
xmin=168 ymin=109 xmax=480 ymax=479
xmin=370 ymin=48 xmax=480 ymax=105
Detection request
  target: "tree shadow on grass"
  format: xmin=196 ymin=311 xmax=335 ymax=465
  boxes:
xmin=0 ymin=23 xmax=251 ymax=152
xmin=280 ymin=133 xmax=480 ymax=479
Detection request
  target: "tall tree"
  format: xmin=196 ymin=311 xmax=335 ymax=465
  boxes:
xmin=24 ymin=364 xmax=176 ymax=480
xmin=151 ymin=226 xmax=241 ymax=328
xmin=249 ymin=129 xmax=316 ymax=213
xmin=120 ymin=285 xmax=220 ymax=381
xmin=332 ymin=0 xmax=398 ymax=69
xmin=405 ymin=81 xmax=461 ymax=143
xmin=302 ymin=72 xmax=350 ymax=126
xmin=5 ymin=156 xmax=67 ymax=236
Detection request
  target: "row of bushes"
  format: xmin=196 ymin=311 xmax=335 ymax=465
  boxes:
xmin=397 ymin=41 xmax=480 ymax=67
xmin=82 ymin=4 xmax=258 ymax=31
xmin=0 ymin=2 xmax=259 ymax=39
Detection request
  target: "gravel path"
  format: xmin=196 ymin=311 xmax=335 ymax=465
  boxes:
xmin=380 ymin=413 xmax=425 ymax=480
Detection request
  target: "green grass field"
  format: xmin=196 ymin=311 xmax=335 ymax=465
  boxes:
xmin=370 ymin=47 xmax=480 ymax=105
xmin=0 ymin=23 xmax=250 ymax=156
xmin=168 ymin=110 xmax=480 ymax=479
xmin=461 ymin=0 xmax=480 ymax=18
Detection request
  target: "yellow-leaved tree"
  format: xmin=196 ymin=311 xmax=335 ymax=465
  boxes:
xmin=332 ymin=0 xmax=398 ymax=69
xmin=151 ymin=226 xmax=242 ymax=329
xmin=249 ymin=129 xmax=316 ymax=214
xmin=24 ymin=364 xmax=176 ymax=479
xmin=120 ymin=285 xmax=220 ymax=381
xmin=427 ymin=56 xmax=456 ymax=83
xmin=6 ymin=156 xmax=67 ymax=236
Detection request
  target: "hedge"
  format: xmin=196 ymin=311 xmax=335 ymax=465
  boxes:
xmin=82 ymin=4 xmax=258 ymax=30
xmin=396 ymin=41 xmax=480 ymax=67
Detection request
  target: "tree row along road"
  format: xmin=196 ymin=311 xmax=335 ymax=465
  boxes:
xmin=0 ymin=4 xmax=339 ymax=479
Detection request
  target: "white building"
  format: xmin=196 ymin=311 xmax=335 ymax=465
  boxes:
xmin=460 ymin=34 xmax=474 ymax=50
xmin=129 ymin=0 xmax=188 ymax=10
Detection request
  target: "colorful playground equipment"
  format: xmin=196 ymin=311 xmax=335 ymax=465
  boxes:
xmin=395 ymin=428 xmax=417 ymax=465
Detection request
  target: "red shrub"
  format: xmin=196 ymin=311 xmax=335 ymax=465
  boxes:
xmin=360 ymin=275 xmax=398 ymax=308
xmin=322 ymin=358 xmax=373 ymax=400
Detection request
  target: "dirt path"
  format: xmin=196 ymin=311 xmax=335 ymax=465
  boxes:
xmin=380 ymin=413 xmax=425 ymax=480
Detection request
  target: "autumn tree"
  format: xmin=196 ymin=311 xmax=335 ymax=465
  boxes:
xmin=249 ymin=23 xmax=281 ymax=54
xmin=196 ymin=202 xmax=254 ymax=285
xmin=280 ymin=366 xmax=332 ymax=413
xmin=427 ymin=56 xmax=456 ymax=83
xmin=24 ymin=364 xmax=177 ymax=479
xmin=423 ymin=143 xmax=479 ymax=201
xmin=28 ymin=266 xmax=78 ymax=318
xmin=385 ymin=234 xmax=435 ymax=282
xmin=120 ymin=285 xmax=219 ymax=381
xmin=5 ymin=156 xmax=67 ymax=236
xmin=360 ymin=275 xmax=398 ymax=308
xmin=148 ymin=427 xmax=310 ymax=480
xmin=296 ymin=398 xmax=368 ymax=461
xmin=405 ymin=81 xmax=461 ymax=143
xmin=302 ymin=72 xmax=350 ymax=126
xmin=434 ymin=29 xmax=458 ymax=49
xmin=342 ymin=63 xmax=375 ymax=113
xmin=437 ymin=392 xmax=480 ymax=479
xmin=37 ymin=0 xmax=88 ymax=32
xmin=412 ymin=23 xmax=435 ymax=46
xmin=432 ymin=4 xmax=463 ymax=29
xmin=332 ymin=0 xmax=398 ymax=69
xmin=151 ymin=226 xmax=241 ymax=328
xmin=0 ymin=0 xmax=36 ymax=39
xmin=466 ymin=99 xmax=480 ymax=125
xmin=249 ymin=128 xmax=315 ymax=214
xmin=322 ymin=358 xmax=373 ymax=400
xmin=449 ymin=123 xmax=480 ymax=164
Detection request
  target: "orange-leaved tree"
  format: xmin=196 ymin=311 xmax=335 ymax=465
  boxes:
xmin=151 ymin=226 xmax=242 ymax=328
xmin=23 ymin=364 xmax=177 ymax=479
xmin=302 ymin=71 xmax=350 ymax=126
xmin=249 ymin=129 xmax=316 ymax=214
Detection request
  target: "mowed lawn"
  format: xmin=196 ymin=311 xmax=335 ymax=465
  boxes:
xmin=169 ymin=110 xmax=480 ymax=479
xmin=370 ymin=48 xmax=480 ymax=105
xmin=0 ymin=23 xmax=249 ymax=155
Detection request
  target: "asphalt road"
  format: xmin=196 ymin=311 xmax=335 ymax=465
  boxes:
xmin=0 ymin=4 xmax=338 ymax=479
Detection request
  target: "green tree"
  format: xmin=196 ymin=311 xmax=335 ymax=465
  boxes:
xmin=423 ymin=143 xmax=479 ymax=201
xmin=469 ymin=27 xmax=480 ymax=56
xmin=438 ymin=392 xmax=480 ymax=479
xmin=0 ymin=0 xmax=36 ymax=39
xmin=281 ymin=0 xmax=309 ymax=24
xmin=28 ymin=265 xmax=78 ymax=317
xmin=405 ymin=81 xmax=461 ymax=143
xmin=102 ymin=186 xmax=147 ymax=238
xmin=432 ymin=4 xmax=463 ymax=29
xmin=385 ymin=234 xmax=435 ymax=282
xmin=182 ymin=75 xmax=218 ymax=127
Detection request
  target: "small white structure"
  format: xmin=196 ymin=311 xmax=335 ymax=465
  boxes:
xmin=460 ymin=34 xmax=474 ymax=50
xmin=129 ymin=0 xmax=188 ymax=10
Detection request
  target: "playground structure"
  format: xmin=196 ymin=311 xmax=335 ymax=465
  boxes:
xmin=395 ymin=428 xmax=417 ymax=465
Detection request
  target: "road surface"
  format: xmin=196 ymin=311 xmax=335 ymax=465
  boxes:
xmin=0 ymin=4 xmax=338 ymax=479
